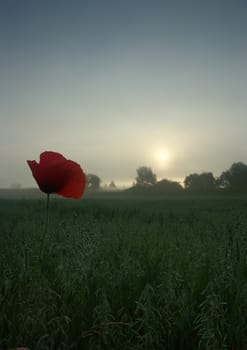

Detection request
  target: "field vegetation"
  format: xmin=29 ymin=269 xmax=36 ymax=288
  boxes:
xmin=1 ymin=196 xmax=247 ymax=349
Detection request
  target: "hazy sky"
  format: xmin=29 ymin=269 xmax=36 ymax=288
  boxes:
xmin=1 ymin=0 xmax=247 ymax=188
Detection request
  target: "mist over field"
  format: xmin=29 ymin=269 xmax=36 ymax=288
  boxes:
xmin=0 ymin=0 xmax=247 ymax=189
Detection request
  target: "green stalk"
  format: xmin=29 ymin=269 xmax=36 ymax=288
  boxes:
xmin=39 ymin=193 xmax=50 ymax=268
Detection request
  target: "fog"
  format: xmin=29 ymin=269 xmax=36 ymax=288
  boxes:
xmin=0 ymin=0 xmax=247 ymax=188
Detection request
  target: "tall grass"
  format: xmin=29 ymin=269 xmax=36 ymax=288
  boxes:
xmin=0 ymin=198 xmax=247 ymax=349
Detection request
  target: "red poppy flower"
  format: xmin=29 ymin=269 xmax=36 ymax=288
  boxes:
xmin=27 ymin=151 xmax=86 ymax=198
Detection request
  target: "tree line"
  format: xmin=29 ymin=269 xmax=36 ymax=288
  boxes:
xmin=132 ymin=162 xmax=247 ymax=193
xmin=85 ymin=161 xmax=247 ymax=193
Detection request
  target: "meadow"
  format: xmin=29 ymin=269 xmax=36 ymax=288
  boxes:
xmin=1 ymin=195 xmax=247 ymax=349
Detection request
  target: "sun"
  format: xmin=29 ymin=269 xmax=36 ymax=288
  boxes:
xmin=157 ymin=150 xmax=169 ymax=162
xmin=156 ymin=150 xmax=170 ymax=163
xmin=155 ymin=149 xmax=170 ymax=165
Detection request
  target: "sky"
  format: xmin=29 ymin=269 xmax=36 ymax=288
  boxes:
xmin=0 ymin=0 xmax=247 ymax=188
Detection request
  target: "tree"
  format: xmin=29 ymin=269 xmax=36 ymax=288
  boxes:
xmin=155 ymin=179 xmax=183 ymax=193
xmin=217 ymin=162 xmax=247 ymax=190
xmin=109 ymin=181 xmax=117 ymax=189
xmin=86 ymin=174 xmax=101 ymax=191
xmin=184 ymin=172 xmax=216 ymax=192
xmin=136 ymin=166 xmax=157 ymax=186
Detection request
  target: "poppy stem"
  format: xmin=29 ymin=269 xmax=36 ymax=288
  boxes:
xmin=39 ymin=193 xmax=50 ymax=269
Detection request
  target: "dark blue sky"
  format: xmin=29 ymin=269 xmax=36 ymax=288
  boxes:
xmin=0 ymin=0 xmax=247 ymax=187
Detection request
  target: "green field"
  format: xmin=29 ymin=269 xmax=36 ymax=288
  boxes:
xmin=1 ymin=197 xmax=247 ymax=349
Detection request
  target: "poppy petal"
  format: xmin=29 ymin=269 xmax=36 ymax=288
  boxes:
xmin=56 ymin=160 xmax=86 ymax=198
xmin=40 ymin=151 xmax=67 ymax=166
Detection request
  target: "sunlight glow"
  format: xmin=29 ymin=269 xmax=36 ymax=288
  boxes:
xmin=155 ymin=149 xmax=171 ymax=167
